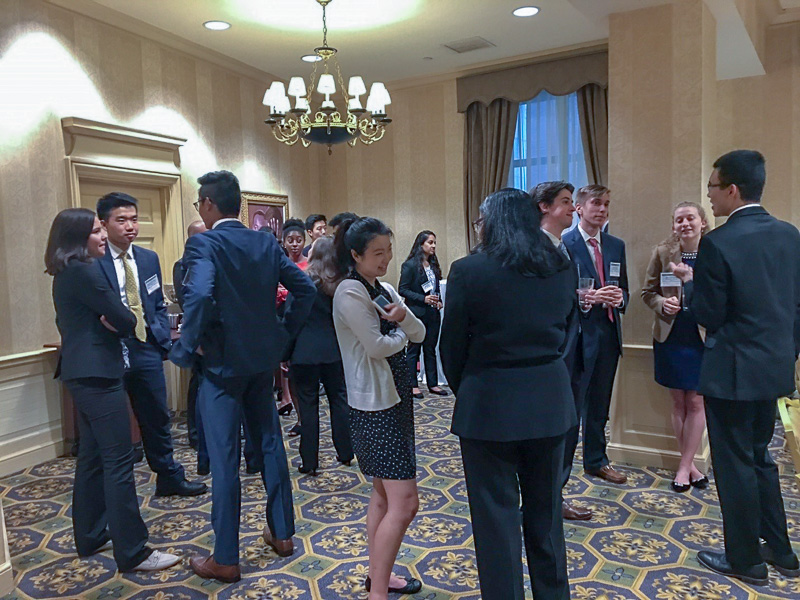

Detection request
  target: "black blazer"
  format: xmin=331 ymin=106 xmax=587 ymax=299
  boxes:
xmin=440 ymin=252 xmax=578 ymax=441
xmin=52 ymin=260 xmax=137 ymax=381
xmin=285 ymin=286 xmax=342 ymax=365
xmin=398 ymin=259 xmax=441 ymax=319
xmin=686 ymin=205 xmax=800 ymax=401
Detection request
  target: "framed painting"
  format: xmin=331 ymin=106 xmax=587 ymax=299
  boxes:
xmin=239 ymin=191 xmax=288 ymax=236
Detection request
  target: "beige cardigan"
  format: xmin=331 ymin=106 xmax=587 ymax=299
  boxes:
xmin=641 ymin=239 xmax=706 ymax=344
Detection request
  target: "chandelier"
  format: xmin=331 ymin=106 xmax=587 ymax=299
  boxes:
xmin=262 ymin=0 xmax=392 ymax=154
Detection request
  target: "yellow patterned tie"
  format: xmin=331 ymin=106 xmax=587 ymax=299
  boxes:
xmin=121 ymin=253 xmax=147 ymax=342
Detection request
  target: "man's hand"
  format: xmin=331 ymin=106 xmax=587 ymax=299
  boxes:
xmin=668 ymin=261 xmax=694 ymax=283
xmin=100 ymin=316 xmax=118 ymax=333
xmin=590 ymin=286 xmax=623 ymax=307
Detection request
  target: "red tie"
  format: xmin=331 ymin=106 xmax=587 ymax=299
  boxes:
xmin=588 ymin=238 xmax=614 ymax=323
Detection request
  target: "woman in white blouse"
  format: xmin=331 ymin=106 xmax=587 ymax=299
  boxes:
xmin=332 ymin=216 xmax=426 ymax=599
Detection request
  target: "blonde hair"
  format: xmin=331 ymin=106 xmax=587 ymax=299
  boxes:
xmin=672 ymin=201 xmax=710 ymax=237
xmin=575 ymin=184 xmax=610 ymax=206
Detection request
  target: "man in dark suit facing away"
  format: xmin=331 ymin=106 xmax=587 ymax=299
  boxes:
xmin=96 ymin=193 xmax=207 ymax=499
xmin=675 ymin=150 xmax=800 ymax=586
xmin=170 ymin=170 xmax=315 ymax=583
xmin=562 ymin=185 xmax=629 ymax=486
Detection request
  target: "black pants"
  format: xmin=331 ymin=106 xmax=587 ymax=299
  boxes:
xmin=406 ymin=309 xmax=441 ymax=388
xmin=562 ymin=343 xmax=586 ymax=495
xmin=290 ymin=361 xmax=353 ymax=471
xmin=460 ymin=435 xmax=569 ymax=600
xmin=124 ymin=366 xmax=184 ymax=486
xmin=186 ymin=357 xmax=202 ymax=448
xmin=66 ymin=377 xmax=151 ymax=571
xmin=705 ymin=397 xmax=793 ymax=568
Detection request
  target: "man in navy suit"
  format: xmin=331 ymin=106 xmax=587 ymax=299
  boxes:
xmin=170 ymin=171 xmax=315 ymax=583
xmin=96 ymin=193 xmax=207 ymax=498
xmin=562 ymin=184 xmax=629 ymax=485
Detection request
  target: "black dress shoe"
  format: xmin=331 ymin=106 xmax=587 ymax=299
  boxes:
xmin=697 ymin=551 xmax=769 ymax=586
xmin=364 ymin=576 xmax=422 ymax=594
xmin=690 ymin=475 xmax=709 ymax=489
xmin=196 ymin=463 xmax=210 ymax=476
xmin=760 ymin=542 xmax=800 ymax=577
xmin=413 ymin=392 xmax=424 ymax=399
xmin=245 ymin=464 xmax=262 ymax=475
xmin=298 ymin=465 xmax=318 ymax=476
xmin=428 ymin=388 xmax=449 ymax=396
xmin=671 ymin=481 xmax=691 ymax=493
xmin=155 ymin=479 xmax=208 ymax=497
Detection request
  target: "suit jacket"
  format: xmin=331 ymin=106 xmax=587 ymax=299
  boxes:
xmin=170 ymin=220 xmax=316 ymax=378
xmin=97 ymin=245 xmax=172 ymax=360
xmin=686 ymin=205 xmax=800 ymax=401
xmin=53 ymin=260 xmax=137 ymax=380
xmin=562 ymin=227 xmax=629 ymax=365
xmin=285 ymin=285 xmax=341 ymax=365
xmin=398 ymin=259 xmax=441 ymax=319
xmin=641 ymin=239 xmax=706 ymax=343
xmin=440 ymin=252 xmax=578 ymax=441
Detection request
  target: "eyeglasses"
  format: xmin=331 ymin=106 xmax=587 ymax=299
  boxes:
xmin=707 ymin=181 xmax=728 ymax=191
xmin=193 ymin=198 xmax=204 ymax=212
xmin=471 ymin=217 xmax=484 ymax=233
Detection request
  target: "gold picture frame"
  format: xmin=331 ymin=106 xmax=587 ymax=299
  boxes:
xmin=239 ymin=191 xmax=289 ymax=235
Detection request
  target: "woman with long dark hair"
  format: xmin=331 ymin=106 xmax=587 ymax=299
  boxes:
xmin=399 ymin=231 xmax=447 ymax=397
xmin=441 ymin=188 xmax=577 ymax=600
xmin=46 ymin=208 xmax=179 ymax=573
xmin=287 ymin=236 xmax=354 ymax=475
xmin=332 ymin=217 xmax=426 ymax=599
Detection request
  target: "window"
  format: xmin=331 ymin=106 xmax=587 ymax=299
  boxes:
xmin=508 ymin=90 xmax=589 ymax=193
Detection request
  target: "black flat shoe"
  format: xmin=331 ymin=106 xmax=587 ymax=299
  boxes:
xmin=277 ymin=403 xmax=293 ymax=416
xmin=413 ymin=392 xmax=424 ymax=399
xmin=690 ymin=475 xmax=709 ymax=489
xmin=288 ymin=424 xmax=301 ymax=437
xmin=298 ymin=465 xmax=317 ymax=476
xmin=697 ymin=550 xmax=768 ymax=586
xmin=364 ymin=576 xmax=422 ymax=594
xmin=428 ymin=388 xmax=448 ymax=396
xmin=197 ymin=463 xmax=210 ymax=476
xmin=671 ymin=481 xmax=691 ymax=493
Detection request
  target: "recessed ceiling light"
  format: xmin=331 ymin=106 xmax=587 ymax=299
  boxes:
xmin=512 ymin=6 xmax=540 ymax=17
xmin=203 ymin=20 xmax=231 ymax=31
xmin=301 ymin=54 xmax=323 ymax=63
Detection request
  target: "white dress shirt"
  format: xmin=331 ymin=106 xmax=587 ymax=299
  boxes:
xmin=107 ymin=241 xmax=140 ymax=311
xmin=333 ymin=280 xmax=426 ymax=411
xmin=729 ymin=203 xmax=761 ymax=217
xmin=212 ymin=217 xmax=240 ymax=229
xmin=578 ymin=223 xmax=602 ymax=257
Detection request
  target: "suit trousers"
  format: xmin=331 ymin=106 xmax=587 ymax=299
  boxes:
xmin=406 ymin=309 xmax=441 ymax=388
xmin=562 ymin=344 xmax=586 ymax=495
xmin=124 ymin=365 xmax=185 ymax=485
xmin=199 ymin=370 xmax=294 ymax=565
xmin=581 ymin=320 xmax=620 ymax=472
xmin=460 ymin=435 xmax=569 ymax=600
xmin=704 ymin=397 xmax=793 ymax=568
xmin=186 ymin=358 xmax=201 ymax=448
xmin=66 ymin=377 xmax=151 ymax=571
xmin=290 ymin=361 xmax=354 ymax=471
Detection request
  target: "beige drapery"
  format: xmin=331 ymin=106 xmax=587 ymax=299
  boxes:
xmin=577 ymin=83 xmax=609 ymax=186
xmin=463 ymin=98 xmax=519 ymax=251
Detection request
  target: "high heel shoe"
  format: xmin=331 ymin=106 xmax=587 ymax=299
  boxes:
xmin=277 ymin=403 xmax=293 ymax=417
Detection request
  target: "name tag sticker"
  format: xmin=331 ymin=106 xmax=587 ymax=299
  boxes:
xmin=145 ymin=274 xmax=160 ymax=295
xmin=660 ymin=273 xmax=682 ymax=288
xmin=609 ymin=262 xmax=621 ymax=278
xmin=421 ymin=281 xmax=434 ymax=294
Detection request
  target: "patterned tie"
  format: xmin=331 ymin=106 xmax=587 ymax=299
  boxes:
xmin=588 ymin=238 xmax=614 ymax=323
xmin=121 ymin=253 xmax=147 ymax=342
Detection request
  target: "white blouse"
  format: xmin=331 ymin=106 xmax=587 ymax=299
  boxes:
xmin=333 ymin=279 xmax=426 ymax=411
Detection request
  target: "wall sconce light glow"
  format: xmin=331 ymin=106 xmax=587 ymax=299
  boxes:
xmin=301 ymin=54 xmax=323 ymax=63
xmin=238 ymin=0 xmax=420 ymax=32
xmin=512 ymin=6 xmax=540 ymax=17
xmin=203 ymin=20 xmax=231 ymax=31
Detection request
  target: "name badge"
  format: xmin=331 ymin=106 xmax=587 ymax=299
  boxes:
xmin=145 ymin=274 xmax=160 ymax=295
xmin=421 ymin=281 xmax=434 ymax=294
xmin=609 ymin=262 xmax=621 ymax=278
xmin=660 ymin=273 xmax=682 ymax=288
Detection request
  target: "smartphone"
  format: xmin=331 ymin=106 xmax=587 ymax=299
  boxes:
xmin=372 ymin=295 xmax=392 ymax=316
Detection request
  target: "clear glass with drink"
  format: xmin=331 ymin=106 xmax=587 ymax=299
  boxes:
xmin=578 ymin=277 xmax=594 ymax=311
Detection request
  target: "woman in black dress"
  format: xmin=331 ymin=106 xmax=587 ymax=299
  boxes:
xmin=45 ymin=208 xmax=179 ymax=572
xmin=332 ymin=217 xmax=426 ymax=599
xmin=399 ymin=231 xmax=447 ymax=398
xmin=641 ymin=201 xmax=709 ymax=492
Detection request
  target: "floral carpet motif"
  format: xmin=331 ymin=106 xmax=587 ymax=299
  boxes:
xmin=1 ymin=392 xmax=799 ymax=599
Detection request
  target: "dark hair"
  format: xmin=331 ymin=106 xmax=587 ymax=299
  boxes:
xmin=405 ymin=230 xmax=442 ymax=282
xmin=531 ymin=181 xmax=575 ymax=209
xmin=329 ymin=212 xmax=359 ymax=229
xmin=575 ymin=184 xmax=610 ymax=206
xmin=258 ymin=225 xmax=276 ymax=237
xmin=197 ymin=170 xmax=241 ymax=216
xmin=282 ymin=218 xmax=306 ymax=240
xmin=44 ymin=208 xmax=97 ymax=275
xmin=333 ymin=216 xmax=392 ymax=276
xmin=478 ymin=188 xmax=568 ymax=277
xmin=713 ymin=150 xmax=766 ymax=203
xmin=96 ymin=192 xmax=138 ymax=221
xmin=305 ymin=214 xmax=327 ymax=231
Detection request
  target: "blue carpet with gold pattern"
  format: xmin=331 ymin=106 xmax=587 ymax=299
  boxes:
xmin=1 ymin=391 xmax=799 ymax=600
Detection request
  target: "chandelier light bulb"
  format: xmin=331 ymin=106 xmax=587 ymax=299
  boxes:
xmin=288 ymin=77 xmax=307 ymax=98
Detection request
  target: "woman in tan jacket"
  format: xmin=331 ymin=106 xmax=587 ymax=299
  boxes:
xmin=641 ymin=201 xmax=709 ymax=493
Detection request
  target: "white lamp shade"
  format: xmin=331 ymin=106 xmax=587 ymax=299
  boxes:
xmin=348 ymin=97 xmax=363 ymax=111
xmin=369 ymin=82 xmax=391 ymax=106
xmin=262 ymin=88 xmax=274 ymax=106
xmin=348 ymin=76 xmax=366 ymax=97
xmin=288 ymin=77 xmax=306 ymax=97
xmin=277 ymin=95 xmax=291 ymax=114
xmin=366 ymin=93 xmax=384 ymax=114
xmin=295 ymin=97 xmax=310 ymax=111
xmin=269 ymin=81 xmax=286 ymax=98
xmin=317 ymin=73 xmax=336 ymax=95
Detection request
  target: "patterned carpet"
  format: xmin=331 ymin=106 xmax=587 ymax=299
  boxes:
xmin=1 ymin=391 xmax=799 ymax=600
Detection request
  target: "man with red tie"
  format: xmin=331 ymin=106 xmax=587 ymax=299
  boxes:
xmin=562 ymin=185 xmax=629 ymax=485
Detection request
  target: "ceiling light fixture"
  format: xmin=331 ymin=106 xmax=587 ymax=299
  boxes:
xmin=301 ymin=54 xmax=323 ymax=63
xmin=512 ymin=6 xmax=540 ymax=17
xmin=203 ymin=20 xmax=231 ymax=31
xmin=263 ymin=0 xmax=391 ymax=154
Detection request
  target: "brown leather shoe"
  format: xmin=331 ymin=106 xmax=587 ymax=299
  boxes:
xmin=190 ymin=555 xmax=241 ymax=583
xmin=263 ymin=528 xmax=294 ymax=557
xmin=562 ymin=500 xmax=592 ymax=521
xmin=586 ymin=465 xmax=627 ymax=484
